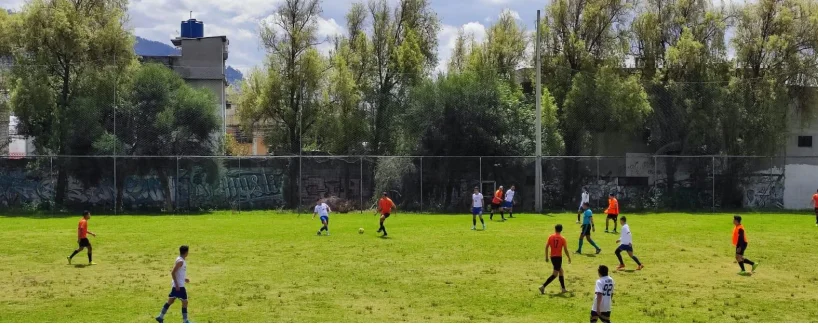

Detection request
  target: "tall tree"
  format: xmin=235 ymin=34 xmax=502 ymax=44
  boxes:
xmin=94 ymin=63 xmax=221 ymax=211
xmin=344 ymin=0 xmax=440 ymax=155
xmin=238 ymin=0 xmax=326 ymax=208
xmin=4 ymin=0 xmax=133 ymax=207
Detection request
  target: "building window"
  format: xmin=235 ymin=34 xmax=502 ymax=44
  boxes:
xmin=798 ymin=136 xmax=813 ymax=148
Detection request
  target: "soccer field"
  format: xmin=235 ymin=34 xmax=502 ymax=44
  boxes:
xmin=0 ymin=211 xmax=815 ymax=323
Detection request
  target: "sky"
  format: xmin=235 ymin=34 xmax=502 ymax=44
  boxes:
xmin=0 ymin=0 xmax=547 ymax=74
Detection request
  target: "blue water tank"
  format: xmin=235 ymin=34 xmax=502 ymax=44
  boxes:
xmin=180 ymin=19 xmax=204 ymax=38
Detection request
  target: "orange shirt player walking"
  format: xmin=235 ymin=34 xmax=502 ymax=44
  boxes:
xmin=490 ymin=186 xmax=507 ymax=221
xmin=377 ymin=192 xmax=397 ymax=237
xmin=539 ymin=224 xmax=571 ymax=294
xmin=604 ymin=193 xmax=620 ymax=233
xmin=67 ymin=211 xmax=97 ymax=265
xmin=732 ymin=216 xmax=759 ymax=275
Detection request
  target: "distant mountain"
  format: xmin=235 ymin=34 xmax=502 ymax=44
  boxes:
xmin=134 ymin=36 xmax=244 ymax=85
xmin=134 ymin=36 xmax=180 ymax=56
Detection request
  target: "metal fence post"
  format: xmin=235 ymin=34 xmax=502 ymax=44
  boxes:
xmin=653 ymin=156 xmax=658 ymax=210
xmin=360 ymin=156 xmax=364 ymax=213
xmin=420 ymin=157 xmax=423 ymax=212
xmin=50 ymin=156 xmax=54 ymax=216
xmin=479 ymin=157 xmax=483 ymax=195
xmin=175 ymin=156 xmax=180 ymax=214
xmin=596 ymin=157 xmax=601 ymax=208
xmin=113 ymin=157 xmax=117 ymax=214
xmin=710 ymin=156 xmax=716 ymax=212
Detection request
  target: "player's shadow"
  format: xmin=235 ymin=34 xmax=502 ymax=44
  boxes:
xmin=738 ymin=273 xmax=753 ymax=277
xmin=548 ymin=291 xmax=575 ymax=299
xmin=72 ymin=264 xmax=88 ymax=269
xmin=617 ymin=270 xmax=636 ymax=273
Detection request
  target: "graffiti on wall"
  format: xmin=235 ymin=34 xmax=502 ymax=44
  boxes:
xmin=742 ymin=173 xmax=784 ymax=209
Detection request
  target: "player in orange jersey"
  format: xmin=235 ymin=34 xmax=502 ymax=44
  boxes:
xmin=604 ymin=193 xmax=619 ymax=233
xmin=539 ymin=224 xmax=571 ymax=294
xmin=732 ymin=216 xmax=759 ymax=275
xmin=810 ymin=189 xmax=818 ymax=227
xmin=489 ymin=186 xmax=506 ymax=221
xmin=377 ymin=192 xmax=396 ymax=237
xmin=67 ymin=211 xmax=96 ymax=265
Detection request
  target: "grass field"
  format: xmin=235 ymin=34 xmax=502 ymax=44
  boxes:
xmin=1 ymin=210 xmax=816 ymax=323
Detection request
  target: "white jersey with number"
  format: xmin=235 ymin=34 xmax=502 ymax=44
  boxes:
xmin=592 ymin=276 xmax=614 ymax=312
xmin=505 ymin=190 xmax=515 ymax=202
xmin=472 ymin=193 xmax=483 ymax=208
xmin=172 ymin=256 xmax=187 ymax=288
xmin=619 ymin=224 xmax=632 ymax=245
xmin=314 ymin=203 xmax=330 ymax=217
xmin=580 ymin=192 xmax=590 ymax=206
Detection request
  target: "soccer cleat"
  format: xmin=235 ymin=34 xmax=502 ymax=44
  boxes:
xmin=604 ymin=230 xmax=609 ymax=233
xmin=574 ymin=251 xmax=581 ymax=255
xmin=576 ymin=221 xmax=580 ymax=224
xmin=483 ymin=224 xmax=486 ymax=230
xmin=616 ymin=264 xmax=626 ymax=271
xmin=326 ymin=231 xmax=330 ymax=236
xmin=471 ymin=226 xmax=476 ymax=231
xmin=637 ymin=265 xmax=645 ymax=271
xmin=89 ymin=262 xmax=97 ymax=265
xmin=317 ymin=231 xmax=322 ymax=236
xmin=155 ymin=317 xmax=164 ymax=323
xmin=183 ymin=320 xmax=191 ymax=323
xmin=738 ymin=271 xmax=750 ymax=276
xmin=538 ymin=286 xmax=545 ymax=295
xmin=561 ymin=288 xmax=568 ymax=294
xmin=67 ymin=256 xmax=72 ymax=265
xmin=751 ymin=262 xmax=760 ymax=272
xmin=595 ymin=248 xmax=602 ymax=255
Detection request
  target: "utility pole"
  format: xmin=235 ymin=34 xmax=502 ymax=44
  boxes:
xmin=535 ymin=10 xmax=543 ymax=213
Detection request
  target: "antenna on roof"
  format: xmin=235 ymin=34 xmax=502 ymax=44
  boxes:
xmin=190 ymin=11 xmax=193 ymax=20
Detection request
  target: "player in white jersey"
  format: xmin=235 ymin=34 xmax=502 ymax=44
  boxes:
xmin=577 ymin=188 xmax=590 ymax=224
xmin=471 ymin=187 xmax=486 ymax=230
xmin=502 ymin=185 xmax=516 ymax=218
xmin=591 ymin=265 xmax=614 ymax=323
xmin=614 ymin=217 xmax=644 ymax=271
xmin=312 ymin=198 xmax=332 ymax=236
xmin=156 ymin=245 xmax=190 ymax=323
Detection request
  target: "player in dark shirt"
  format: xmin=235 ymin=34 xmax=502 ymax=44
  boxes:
xmin=732 ymin=216 xmax=759 ymax=275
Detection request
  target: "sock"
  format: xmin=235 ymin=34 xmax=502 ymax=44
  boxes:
xmin=480 ymin=217 xmax=485 ymax=226
xmin=738 ymin=262 xmax=745 ymax=271
xmin=490 ymin=212 xmax=494 ymax=220
xmin=501 ymin=212 xmax=505 ymax=219
xmin=382 ymin=227 xmax=387 ymax=235
xmin=558 ymin=276 xmax=565 ymax=289
xmin=578 ymin=239 xmax=584 ymax=252
xmin=88 ymin=252 xmax=92 ymax=263
xmin=589 ymin=239 xmax=599 ymax=250
xmin=69 ymin=250 xmax=79 ymax=259
xmin=542 ymin=275 xmax=556 ymax=288
xmin=615 ymin=250 xmax=624 ymax=265
xmin=743 ymin=258 xmax=755 ymax=266
xmin=473 ymin=217 xmax=477 ymax=226
xmin=632 ymin=255 xmax=642 ymax=265
xmin=182 ymin=307 xmax=188 ymax=321
xmin=158 ymin=303 xmax=170 ymax=318
xmin=378 ymin=222 xmax=384 ymax=232
xmin=577 ymin=214 xmax=580 ymax=222
xmin=509 ymin=211 xmax=513 ymax=218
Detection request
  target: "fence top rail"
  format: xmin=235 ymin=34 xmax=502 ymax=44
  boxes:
xmin=1 ymin=154 xmax=817 ymax=159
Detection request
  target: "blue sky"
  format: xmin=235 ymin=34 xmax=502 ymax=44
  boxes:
xmin=0 ymin=0 xmax=547 ymax=73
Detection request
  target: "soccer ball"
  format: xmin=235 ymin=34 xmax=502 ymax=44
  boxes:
xmin=358 ymin=228 xmax=365 ymax=234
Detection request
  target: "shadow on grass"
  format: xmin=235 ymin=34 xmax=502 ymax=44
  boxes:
xmin=548 ymin=291 xmax=575 ymax=299
xmin=73 ymin=264 xmax=88 ymax=269
xmin=0 ymin=210 xmax=219 ymax=220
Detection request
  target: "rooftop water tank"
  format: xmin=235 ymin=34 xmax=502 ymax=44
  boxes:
xmin=180 ymin=19 xmax=204 ymax=38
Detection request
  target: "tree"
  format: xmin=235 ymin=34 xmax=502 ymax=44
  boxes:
xmin=94 ymin=63 xmax=221 ymax=211
xmin=5 ymin=0 xmax=134 ymax=207
xmin=344 ymin=0 xmax=440 ymax=155
xmin=238 ymin=0 xmax=326 ymax=208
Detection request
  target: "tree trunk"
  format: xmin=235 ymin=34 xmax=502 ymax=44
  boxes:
xmin=55 ymin=166 xmax=69 ymax=207
xmin=157 ymin=168 xmax=173 ymax=212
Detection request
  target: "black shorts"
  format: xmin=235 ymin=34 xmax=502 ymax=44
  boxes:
xmin=814 ymin=207 xmax=817 ymax=215
xmin=491 ymin=203 xmax=501 ymax=210
xmin=78 ymin=238 xmax=91 ymax=248
xmin=736 ymin=243 xmax=748 ymax=255
xmin=550 ymin=257 xmax=563 ymax=271
xmin=382 ymin=213 xmax=391 ymax=218
xmin=168 ymin=287 xmax=188 ymax=301
xmin=591 ymin=311 xmax=611 ymax=323
xmin=581 ymin=224 xmax=592 ymax=236
xmin=607 ymin=214 xmax=618 ymax=220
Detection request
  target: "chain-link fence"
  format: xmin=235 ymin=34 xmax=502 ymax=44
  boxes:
xmin=0 ymin=155 xmax=812 ymax=215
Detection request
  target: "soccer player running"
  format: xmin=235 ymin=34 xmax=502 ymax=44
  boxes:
xmin=604 ymin=193 xmax=619 ymax=233
xmin=577 ymin=202 xmax=602 ymax=255
xmin=471 ymin=187 xmax=486 ymax=230
xmin=67 ymin=211 xmax=96 ymax=265
xmin=539 ymin=224 xmax=571 ymax=294
xmin=577 ymin=188 xmax=590 ymax=224
xmin=312 ymin=198 xmax=331 ymax=236
xmin=502 ymin=185 xmax=516 ymax=218
xmin=732 ymin=216 xmax=759 ymax=275
xmin=489 ymin=186 xmax=506 ymax=221
xmin=614 ymin=217 xmax=644 ymax=271
xmin=377 ymin=192 xmax=396 ymax=237
xmin=811 ymin=189 xmax=818 ymax=227
xmin=590 ymin=265 xmax=614 ymax=323
xmin=156 ymin=245 xmax=191 ymax=323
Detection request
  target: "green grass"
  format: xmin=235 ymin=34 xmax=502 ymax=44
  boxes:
xmin=0 ymin=211 xmax=816 ymax=322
